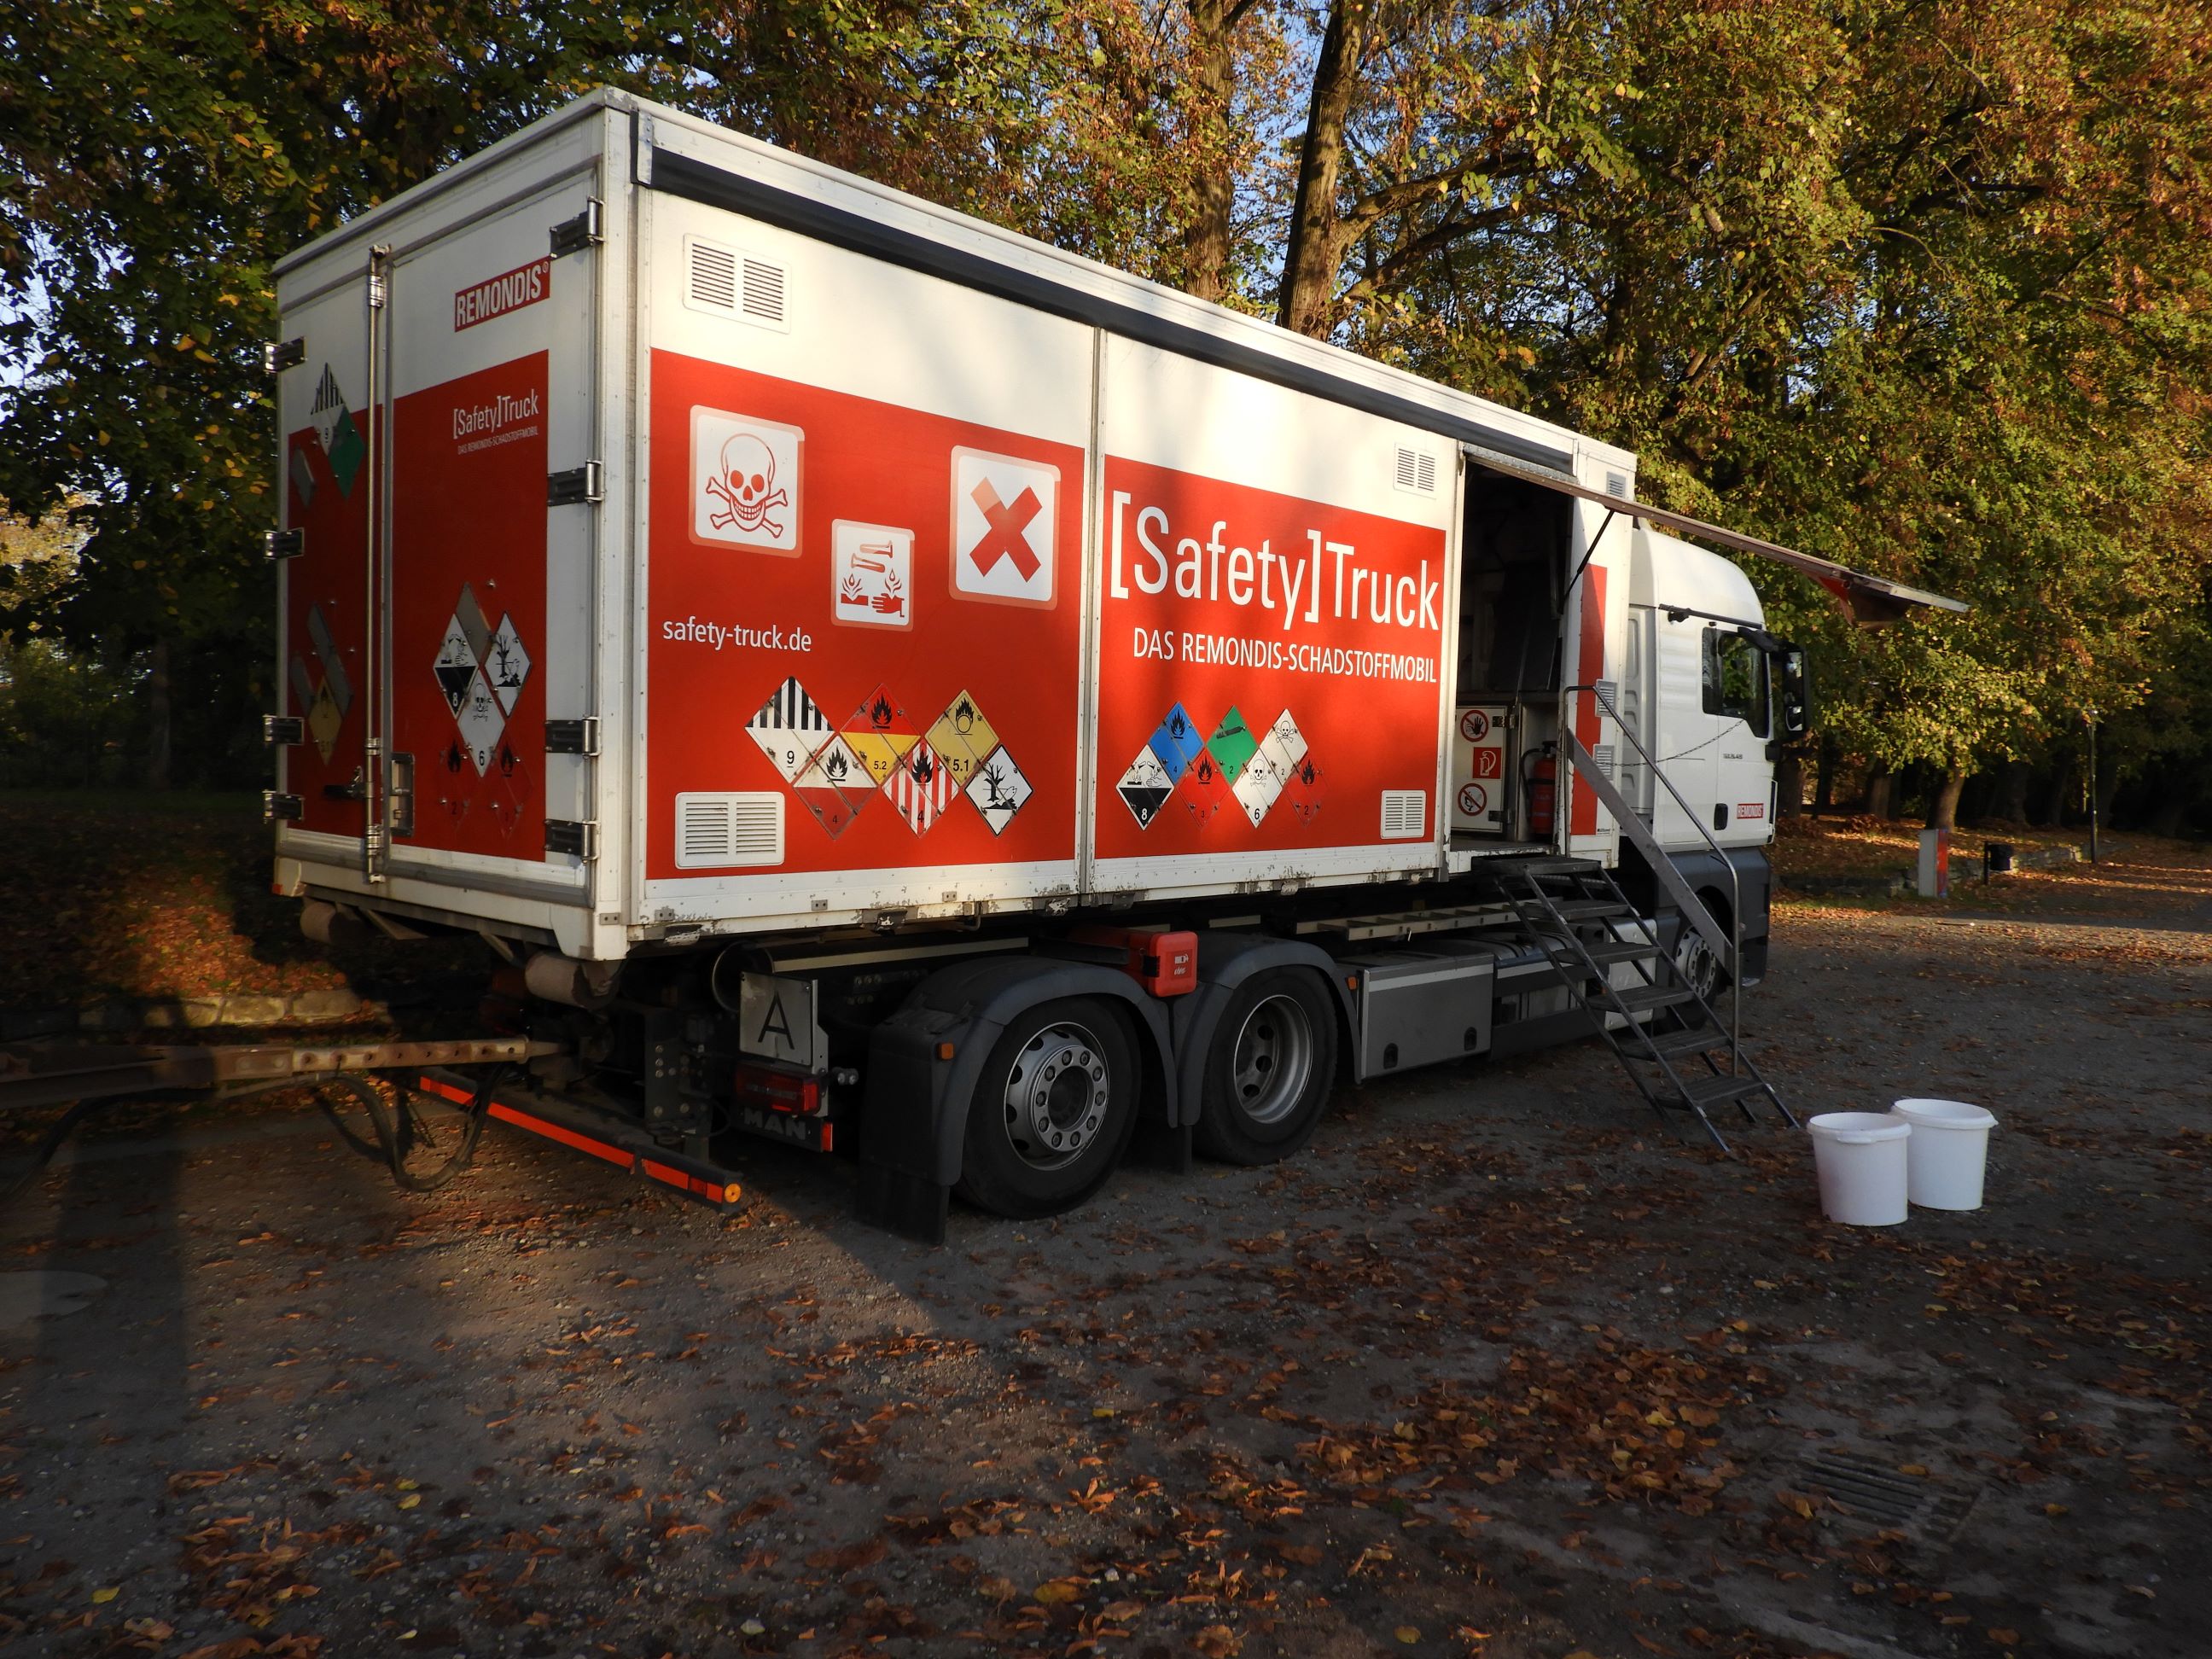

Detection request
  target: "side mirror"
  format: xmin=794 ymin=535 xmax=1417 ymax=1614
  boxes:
xmin=1774 ymin=643 xmax=1810 ymax=738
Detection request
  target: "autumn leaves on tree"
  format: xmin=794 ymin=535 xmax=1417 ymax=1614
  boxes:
xmin=2 ymin=0 xmax=2208 ymax=824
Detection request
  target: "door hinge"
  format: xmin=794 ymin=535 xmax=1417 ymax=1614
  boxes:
xmin=264 ymin=338 xmax=305 ymax=374
xmin=548 ymin=461 xmax=604 ymax=506
xmin=545 ymin=717 xmax=602 ymax=756
xmin=545 ymin=818 xmax=599 ymax=860
xmin=263 ymin=790 xmax=304 ymax=824
xmin=263 ymin=713 xmax=305 ymax=747
xmin=388 ymin=752 xmax=416 ymax=839
xmin=264 ymin=528 xmax=305 ymax=561
xmin=550 ymin=198 xmax=604 ymax=259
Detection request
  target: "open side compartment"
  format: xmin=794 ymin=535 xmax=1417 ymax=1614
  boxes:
xmin=1447 ymin=460 xmax=1575 ymax=857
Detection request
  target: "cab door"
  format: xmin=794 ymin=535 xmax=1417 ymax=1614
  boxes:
xmin=1648 ymin=606 xmax=1714 ymax=845
xmin=1704 ymin=624 xmax=1772 ymax=840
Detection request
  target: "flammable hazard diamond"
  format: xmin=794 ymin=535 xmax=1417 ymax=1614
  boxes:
xmin=884 ymin=741 xmax=958 ymax=833
xmin=1176 ymin=744 xmax=1231 ymax=827
xmin=792 ymin=734 xmax=870 ymax=838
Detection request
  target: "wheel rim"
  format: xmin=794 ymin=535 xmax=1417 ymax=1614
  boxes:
xmin=1228 ymin=992 xmax=1316 ymax=1126
xmin=1677 ymin=931 xmax=1722 ymax=1001
xmin=1001 ymin=1022 xmax=1112 ymax=1170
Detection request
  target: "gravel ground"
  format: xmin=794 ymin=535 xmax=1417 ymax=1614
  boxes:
xmin=2 ymin=879 xmax=2208 ymax=1659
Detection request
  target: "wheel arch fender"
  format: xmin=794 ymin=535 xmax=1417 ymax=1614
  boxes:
xmin=862 ymin=955 xmax=1175 ymax=1189
xmin=1172 ymin=934 xmax=1355 ymax=1122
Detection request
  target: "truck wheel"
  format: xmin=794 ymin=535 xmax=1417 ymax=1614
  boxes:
xmin=1675 ymin=896 xmax=1733 ymax=1006
xmin=1194 ymin=969 xmax=1339 ymax=1166
xmin=954 ymin=998 xmax=1139 ymax=1219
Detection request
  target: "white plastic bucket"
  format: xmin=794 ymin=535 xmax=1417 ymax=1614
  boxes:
xmin=1891 ymin=1098 xmax=1997 ymax=1211
xmin=1807 ymin=1112 xmax=1912 ymax=1225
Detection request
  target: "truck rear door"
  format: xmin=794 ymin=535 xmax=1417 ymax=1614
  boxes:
xmin=375 ymin=178 xmax=602 ymax=900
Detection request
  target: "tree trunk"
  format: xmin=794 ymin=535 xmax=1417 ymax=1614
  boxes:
xmin=1813 ymin=736 xmax=1838 ymax=815
xmin=1997 ymin=759 xmax=2030 ymax=824
xmin=1277 ymin=0 xmax=1373 ymax=336
xmin=1926 ymin=764 xmax=1967 ymax=831
xmin=1775 ymin=750 xmax=1804 ymax=818
xmin=2038 ymin=760 xmax=2075 ymax=827
xmin=1863 ymin=763 xmax=1894 ymax=819
xmin=143 ymin=637 xmax=172 ymax=790
xmin=1183 ymin=0 xmax=1241 ymax=304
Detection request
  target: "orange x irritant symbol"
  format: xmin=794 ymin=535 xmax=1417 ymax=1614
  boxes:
xmin=968 ymin=479 xmax=1044 ymax=580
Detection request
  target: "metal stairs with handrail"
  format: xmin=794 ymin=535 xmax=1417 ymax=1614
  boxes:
xmin=1488 ymin=682 xmax=1797 ymax=1153
xmin=1493 ymin=855 xmax=1791 ymax=1151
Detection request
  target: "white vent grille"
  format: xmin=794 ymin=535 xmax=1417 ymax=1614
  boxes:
xmin=684 ymin=239 xmax=789 ymax=330
xmin=1394 ymin=447 xmax=1437 ymax=496
xmin=674 ymin=792 xmax=784 ymax=870
xmin=1380 ymin=789 xmax=1427 ymax=840
xmin=1592 ymin=744 xmax=1617 ymax=780
xmin=688 ymin=241 xmax=737 ymax=311
xmin=741 ymin=256 xmax=785 ymax=325
xmin=1605 ymin=471 xmax=1630 ymax=499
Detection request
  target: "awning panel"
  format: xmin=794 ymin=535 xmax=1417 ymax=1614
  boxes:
xmin=1462 ymin=444 xmax=1970 ymax=626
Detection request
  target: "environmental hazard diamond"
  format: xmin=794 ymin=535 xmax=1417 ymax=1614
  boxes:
xmin=965 ymin=745 xmax=1032 ymax=835
xmin=484 ymin=613 xmax=531 ymax=714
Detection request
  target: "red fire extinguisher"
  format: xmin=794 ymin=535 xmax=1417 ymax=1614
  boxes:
xmin=1523 ymin=745 xmax=1557 ymax=839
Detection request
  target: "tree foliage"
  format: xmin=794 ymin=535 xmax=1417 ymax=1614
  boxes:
xmin=2 ymin=0 xmax=2208 ymax=824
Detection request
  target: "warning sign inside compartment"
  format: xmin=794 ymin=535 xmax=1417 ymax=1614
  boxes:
xmin=1094 ymin=452 xmax=1447 ymax=859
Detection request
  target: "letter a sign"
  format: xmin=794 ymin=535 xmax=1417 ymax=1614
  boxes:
xmin=951 ymin=447 xmax=1057 ymax=608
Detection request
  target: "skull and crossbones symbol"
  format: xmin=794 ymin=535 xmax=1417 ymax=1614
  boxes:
xmin=705 ymin=432 xmax=789 ymax=537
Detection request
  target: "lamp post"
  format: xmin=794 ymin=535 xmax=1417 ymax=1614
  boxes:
xmin=2083 ymin=707 xmax=2099 ymax=864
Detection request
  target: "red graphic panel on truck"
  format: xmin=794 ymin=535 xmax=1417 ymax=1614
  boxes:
xmin=389 ymin=352 xmax=550 ymax=857
xmin=281 ymin=369 xmax=373 ymax=840
xmin=1095 ymin=457 xmax=1447 ymax=858
xmin=646 ymin=351 xmax=1082 ymax=880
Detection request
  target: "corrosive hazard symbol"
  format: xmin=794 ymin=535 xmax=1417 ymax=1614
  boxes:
xmin=952 ymin=448 xmax=1057 ymax=607
xmin=831 ymin=521 xmax=912 ymax=629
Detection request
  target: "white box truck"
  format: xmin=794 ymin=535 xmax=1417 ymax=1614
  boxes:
xmin=265 ymin=90 xmax=1961 ymax=1238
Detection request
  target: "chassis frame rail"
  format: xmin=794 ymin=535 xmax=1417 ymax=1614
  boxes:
xmin=0 ymin=1037 xmax=561 ymax=1115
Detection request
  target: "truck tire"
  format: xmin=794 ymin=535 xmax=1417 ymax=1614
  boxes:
xmin=1194 ymin=969 xmax=1339 ymax=1166
xmin=953 ymin=998 xmax=1140 ymax=1219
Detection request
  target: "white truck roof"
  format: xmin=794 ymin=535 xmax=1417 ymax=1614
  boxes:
xmin=275 ymin=87 xmax=1635 ymax=492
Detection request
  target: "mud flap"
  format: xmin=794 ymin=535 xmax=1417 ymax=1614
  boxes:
xmin=854 ymin=956 xmax=1176 ymax=1243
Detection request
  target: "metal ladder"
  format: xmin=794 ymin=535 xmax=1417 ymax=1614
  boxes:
xmin=1493 ymin=855 xmax=1795 ymax=1153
